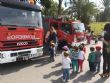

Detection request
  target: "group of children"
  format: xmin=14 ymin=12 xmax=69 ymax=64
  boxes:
xmin=88 ymin=46 xmax=102 ymax=73
xmin=61 ymin=44 xmax=85 ymax=82
xmin=48 ymin=40 xmax=102 ymax=82
xmin=61 ymin=44 xmax=102 ymax=82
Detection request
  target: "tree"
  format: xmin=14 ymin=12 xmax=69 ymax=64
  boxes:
xmin=80 ymin=2 xmax=97 ymax=24
xmin=100 ymin=0 xmax=110 ymax=21
xmin=40 ymin=0 xmax=51 ymax=9
xmin=58 ymin=0 xmax=63 ymax=15
xmin=65 ymin=0 xmax=97 ymax=25
xmin=42 ymin=0 xmax=64 ymax=17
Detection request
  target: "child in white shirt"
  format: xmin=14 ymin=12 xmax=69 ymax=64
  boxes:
xmin=62 ymin=52 xmax=71 ymax=82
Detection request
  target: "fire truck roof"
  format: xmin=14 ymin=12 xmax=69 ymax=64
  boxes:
xmin=0 ymin=0 xmax=41 ymax=12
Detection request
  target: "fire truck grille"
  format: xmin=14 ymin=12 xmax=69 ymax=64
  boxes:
xmin=11 ymin=51 xmax=31 ymax=57
xmin=3 ymin=40 xmax=38 ymax=48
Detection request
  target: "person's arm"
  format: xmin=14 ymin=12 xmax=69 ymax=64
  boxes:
xmin=104 ymin=33 xmax=110 ymax=45
xmin=68 ymin=58 xmax=72 ymax=64
xmin=83 ymin=52 xmax=85 ymax=60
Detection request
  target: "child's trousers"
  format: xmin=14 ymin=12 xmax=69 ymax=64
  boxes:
xmin=89 ymin=62 xmax=95 ymax=72
xmin=95 ymin=62 xmax=100 ymax=71
xmin=72 ymin=60 xmax=78 ymax=72
xmin=63 ymin=68 xmax=70 ymax=81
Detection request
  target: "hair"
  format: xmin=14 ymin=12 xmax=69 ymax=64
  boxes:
xmin=73 ymin=46 xmax=79 ymax=51
xmin=95 ymin=46 xmax=101 ymax=51
xmin=79 ymin=45 xmax=83 ymax=51
xmin=64 ymin=52 xmax=69 ymax=57
xmin=90 ymin=47 xmax=95 ymax=52
xmin=104 ymin=23 xmax=110 ymax=32
xmin=68 ymin=44 xmax=73 ymax=48
xmin=81 ymin=43 xmax=85 ymax=46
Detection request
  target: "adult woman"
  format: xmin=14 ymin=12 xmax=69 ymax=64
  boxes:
xmin=100 ymin=23 xmax=110 ymax=77
xmin=47 ymin=26 xmax=58 ymax=55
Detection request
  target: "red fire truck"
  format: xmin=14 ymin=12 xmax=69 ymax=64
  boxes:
xmin=44 ymin=18 xmax=86 ymax=47
xmin=0 ymin=0 xmax=43 ymax=64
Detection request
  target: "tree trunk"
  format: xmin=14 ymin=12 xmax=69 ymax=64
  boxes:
xmin=58 ymin=0 xmax=63 ymax=16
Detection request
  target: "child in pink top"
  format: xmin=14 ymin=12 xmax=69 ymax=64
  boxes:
xmin=78 ymin=45 xmax=85 ymax=72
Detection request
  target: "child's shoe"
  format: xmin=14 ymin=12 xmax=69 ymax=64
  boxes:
xmin=61 ymin=78 xmax=65 ymax=82
xmin=66 ymin=79 xmax=70 ymax=82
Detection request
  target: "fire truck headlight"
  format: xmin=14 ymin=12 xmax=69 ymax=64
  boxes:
xmin=0 ymin=53 xmax=4 ymax=59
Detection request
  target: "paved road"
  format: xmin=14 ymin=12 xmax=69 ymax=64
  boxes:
xmin=0 ymin=41 xmax=110 ymax=83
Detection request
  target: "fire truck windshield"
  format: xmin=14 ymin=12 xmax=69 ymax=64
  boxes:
xmin=73 ymin=23 xmax=85 ymax=32
xmin=0 ymin=5 xmax=42 ymax=28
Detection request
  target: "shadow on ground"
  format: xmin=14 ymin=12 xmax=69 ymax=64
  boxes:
xmin=0 ymin=55 xmax=50 ymax=75
xmin=43 ymin=69 xmax=62 ymax=79
xmin=51 ymin=77 xmax=62 ymax=83
xmin=94 ymin=77 xmax=108 ymax=83
xmin=51 ymin=63 xmax=62 ymax=69
xmin=73 ymin=71 xmax=95 ymax=83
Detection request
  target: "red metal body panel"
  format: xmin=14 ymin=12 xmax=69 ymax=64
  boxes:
xmin=45 ymin=18 xmax=85 ymax=44
xmin=0 ymin=26 xmax=43 ymax=51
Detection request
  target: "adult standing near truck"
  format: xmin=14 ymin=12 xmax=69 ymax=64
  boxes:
xmin=99 ymin=23 xmax=110 ymax=77
xmin=47 ymin=26 xmax=58 ymax=55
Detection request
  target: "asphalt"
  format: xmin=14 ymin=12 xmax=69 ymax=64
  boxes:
xmin=0 ymin=41 xmax=110 ymax=83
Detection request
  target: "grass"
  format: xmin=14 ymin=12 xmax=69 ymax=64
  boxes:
xmin=90 ymin=22 xmax=107 ymax=35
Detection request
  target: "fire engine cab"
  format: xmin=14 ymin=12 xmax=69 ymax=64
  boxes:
xmin=0 ymin=0 xmax=43 ymax=64
xmin=44 ymin=18 xmax=86 ymax=47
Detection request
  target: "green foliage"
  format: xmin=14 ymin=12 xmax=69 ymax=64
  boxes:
xmin=99 ymin=0 xmax=110 ymax=21
xmin=66 ymin=0 xmax=97 ymax=25
xmin=80 ymin=2 xmax=97 ymax=25
xmin=42 ymin=0 xmax=64 ymax=16
xmin=42 ymin=0 xmax=58 ymax=16
xmin=90 ymin=22 xmax=107 ymax=35
xmin=41 ymin=0 xmax=51 ymax=9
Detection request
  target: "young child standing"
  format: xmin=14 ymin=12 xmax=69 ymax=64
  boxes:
xmin=71 ymin=46 xmax=79 ymax=73
xmin=88 ymin=47 xmax=96 ymax=73
xmin=95 ymin=46 xmax=102 ymax=72
xmin=78 ymin=45 xmax=85 ymax=72
xmin=62 ymin=52 xmax=71 ymax=82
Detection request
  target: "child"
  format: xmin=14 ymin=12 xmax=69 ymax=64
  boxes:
xmin=95 ymin=46 xmax=102 ymax=72
xmin=68 ymin=44 xmax=74 ymax=59
xmin=49 ymin=42 xmax=55 ymax=62
xmin=62 ymin=46 xmax=69 ymax=59
xmin=88 ymin=47 xmax=96 ymax=73
xmin=62 ymin=52 xmax=71 ymax=82
xmin=71 ymin=46 xmax=79 ymax=73
xmin=78 ymin=45 xmax=85 ymax=72
xmin=95 ymin=36 xmax=98 ymax=44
